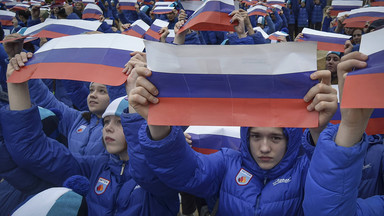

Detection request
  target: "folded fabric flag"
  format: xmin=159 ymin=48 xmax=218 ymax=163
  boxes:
xmin=165 ymin=29 xmax=175 ymax=43
xmin=0 ymin=10 xmax=15 ymax=27
xmin=82 ymin=3 xmax=103 ymax=19
xmin=22 ymin=18 xmax=102 ymax=38
xmin=11 ymin=3 xmax=29 ymax=11
xmin=105 ymin=19 xmax=113 ymax=26
xmin=186 ymin=126 xmax=241 ymax=154
xmin=179 ymin=0 xmax=236 ymax=33
xmin=154 ymin=2 xmax=173 ymax=7
xmin=5 ymin=2 xmax=17 ymax=9
xmin=123 ymin=19 xmax=150 ymax=38
xmin=144 ymin=19 xmax=169 ymax=41
xmin=248 ymin=5 xmax=268 ymax=16
xmin=330 ymin=0 xmax=363 ymax=17
xmin=153 ymin=6 xmax=174 ymax=14
xmin=7 ymin=34 xmax=145 ymax=86
xmin=266 ymin=0 xmax=285 ymax=6
xmin=343 ymin=7 xmax=384 ymax=28
xmin=242 ymin=0 xmax=258 ymax=6
xmin=82 ymin=0 xmax=96 ymax=4
xmin=145 ymin=40 xmax=318 ymax=127
xmin=268 ymin=30 xmax=288 ymax=41
xmin=330 ymin=85 xmax=384 ymax=135
xmin=181 ymin=0 xmax=204 ymax=15
xmin=253 ymin=26 xmax=269 ymax=39
xmin=342 ymin=28 xmax=384 ymax=108
xmin=298 ymin=28 xmax=350 ymax=52
xmin=119 ymin=0 xmax=137 ymax=11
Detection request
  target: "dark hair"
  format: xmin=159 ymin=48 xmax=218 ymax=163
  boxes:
xmin=17 ymin=10 xmax=31 ymax=20
xmin=368 ymin=19 xmax=384 ymax=32
xmin=57 ymin=7 xmax=68 ymax=18
xmin=81 ymin=112 xmax=92 ymax=122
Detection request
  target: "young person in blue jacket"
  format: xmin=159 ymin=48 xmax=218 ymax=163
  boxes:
xmin=126 ymin=54 xmax=338 ymax=215
xmin=297 ymin=0 xmax=309 ymax=33
xmin=310 ymin=0 xmax=325 ymax=30
xmin=1 ymin=53 xmax=179 ymax=215
xmin=303 ymin=51 xmax=384 ymax=215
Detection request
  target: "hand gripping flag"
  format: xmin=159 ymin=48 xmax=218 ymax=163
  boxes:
xmin=7 ymin=34 xmax=145 ymax=86
xmin=119 ymin=0 xmax=137 ymax=11
xmin=22 ymin=18 xmax=102 ymax=38
xmin=145 ymin=40 xmax=318 ymax=127
xmin=144 ymin=19 xmax=169 ymax=41
xmin=330 ymin=85 xmax=384 ymax=135
xmin=179 ymin=0 xmax=236 ymax=34
xmin=123 ymin=19 xmax=150 ymax=38
xmin=341 ymin=28 xmax=384 ymax=108
xmin=330 ymin=0 xmax=363 ymax=17
xmin=343 ymin=7 xmax=384 ymax=28
xmin=298 ymin=28 xmax=350 ymax=52
xmin=0 ymin=10 xmax=15 ymax=27
xmin=186 ymin=126 xmax=241 ymax=154
xmin=82 ymin=3 xmax=103 ymax=20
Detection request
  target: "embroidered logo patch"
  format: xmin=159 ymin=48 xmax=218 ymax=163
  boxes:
xmin=273 ymin=177 xmax=291 ymax=186
xmin=236 ymin=168 xmax=253 ymax=186
xmin=95 ymin=177 xmax=110 ymax=195
xmin=76 ymin=125 xmax=87 ymax=133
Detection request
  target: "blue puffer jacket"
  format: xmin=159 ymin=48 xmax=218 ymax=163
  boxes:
xmin=0 ymin=106 xmax=179 ymax=216
xmin=29 ymin=79 xmax=105 ymax=155
xmin=311 ymin=4 xmax=323 ymax=23
xmin=303 ymin=124 xmax=384 ymax=216
xmin=302 ymin=127 xmax=384 ymax=199
xmin=139 ymin=124 xmax=309 ymax=215
xmin=297 ymin=7 xmax=308 ymax=27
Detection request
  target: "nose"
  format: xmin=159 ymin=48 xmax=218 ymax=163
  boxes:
xmin=89 ymin=91 xmax=97 ymax=98
xmin=259 ymin=138 xmax=271 ymax=154
xmin=104 ymin=123 xmax=114 ymax=133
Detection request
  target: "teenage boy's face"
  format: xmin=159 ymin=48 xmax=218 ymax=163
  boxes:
xmin=249 ymin=127 xmax=287 ymax=170
xmin=325 ymin=54 xmax=341 ymax=74
xmin=102 ymin=115 xmax=127 ymax=155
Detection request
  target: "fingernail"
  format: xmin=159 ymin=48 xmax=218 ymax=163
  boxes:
xmin=303 ymin=97 xmax=308 ymax=102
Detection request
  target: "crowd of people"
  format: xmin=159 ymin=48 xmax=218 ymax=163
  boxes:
xmin=0 ymin=0 xmax=383 ymax=215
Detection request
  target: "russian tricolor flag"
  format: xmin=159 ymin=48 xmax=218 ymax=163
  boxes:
xmin=0 ymin=10 xmax=15 ymax=27
xmin=144 ymin=19 xmax=169 ymax=41
xmin=268 ymin=30 xmax=288 ymax=41
xmin=145 ymin=40 xmax=319 ymax=127
xmin=242 ymin=0 xmax=258 ymax=6
xmin=298 ymin=28 xmax=350 ymax=52
xmin=186 ymin=126 xmax=241 ymax=154
xmin=342 ymin=28 xmax=384 ymax=108
xmin=5 ymin=2 xmax=17 ymax=9
xmin=119 ymin=0 xmax=137 ymax=11
xmin=266 ymin=0 xmax=285 ymax=6
xmin=123 ymin=19 xmax=150 ymax=38
xmin=82 ymin=0 xmax=96 ymax=5
xmin=330 ymin=85 xmax=384 ymax=135
xmin=7 ymin=34 xmax=145 ymax=86
xmin=82 ymin=3 xmax=103 ymax=20
xmin=153 ymin=6 xmax=174 ymax=14
xmin=330 ymin=1 xmax=363 ymax=17
xmin=182 ymin=1 xmax=204 ymax=16
xmin=372 ymin=0 xmax=384 ymax=6
xmin=11 ymin=3 xmax=29 ymax=11
xmin=179 ymin=0 xmax=236 ymax=34
xmin=253 ymin=26 xmax=269 ymax=39
xmin=22 ymin=18 xmax=102 ymax=38
xmin=343 ymin=7 xmax=384 ymax=28
xmin=247 ymin=5 xmax=268 ymax=17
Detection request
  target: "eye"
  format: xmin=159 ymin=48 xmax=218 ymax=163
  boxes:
xmin=271 ymin=136 xmax=283 ymax=143
xmin=104 ymin=119 xmax=110 ymax=125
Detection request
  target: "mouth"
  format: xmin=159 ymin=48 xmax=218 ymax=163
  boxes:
xmin=259 ymin=157 xmax=273 ymax=162
xmin=89 ymin=100 xmax=98 ymax=105
xmin=104 ymin=136 xmax=115 ymax=143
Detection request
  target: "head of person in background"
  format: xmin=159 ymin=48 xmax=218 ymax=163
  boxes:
xmin=325 ymin=51 xmax=342 ymax=84
xmin=367 ymin=19 xmax=384 ymax=33
xmin=74 ymin=2 xmax=84 ymax=12
xmin=166 ymin=9 xmax=178 ymax=22
xmin=87 ymin=83 xmax=110 ymax=119
xmin=256 ymin=16 xmax=265 ymax=29
xmin=351 ymin=28 xmax=363 ymax=44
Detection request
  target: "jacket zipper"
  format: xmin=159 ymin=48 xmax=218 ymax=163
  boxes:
xmin=255 ymin=176 xmax=268 ymax=215
xmin=120 ymin=162 xmax=126 ymax=175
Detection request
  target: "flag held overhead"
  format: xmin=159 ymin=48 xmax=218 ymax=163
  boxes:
xmin=145 ymin=41 xmax=319 ymax=128
xmin=7 ymin=34 xmax=145 ymax=86
xmin=298 ymin=28 xmax=350 ymax=52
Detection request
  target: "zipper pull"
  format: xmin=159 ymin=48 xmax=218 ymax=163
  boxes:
xmin=264 ymin=177 xmax=268 ymax=185
xmin=120 ymin=163 xmax=126 ymax=175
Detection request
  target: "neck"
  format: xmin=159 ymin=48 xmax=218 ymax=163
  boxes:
xmin=119 ymin=151 xmax=129 ymax=161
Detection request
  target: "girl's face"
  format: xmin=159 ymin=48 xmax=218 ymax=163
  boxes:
xmin=103 ymin=115 xmax=127 ymax=157
xmin=87 ymin=83 xmax=110 ymax=118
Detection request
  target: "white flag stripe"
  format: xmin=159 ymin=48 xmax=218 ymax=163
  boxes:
xmin=359 ymin=28 xmax=384 ymax=56
xmin=181 ymin=1 xmax=204 ymax=12
xmin=331 ymin=0 xmax=363 ymax=6
xmin=253 ymin=26 xmax=269 ymax=39
xmin=302 ymin=28 xmax=351 ymax=39
xmin=186 ymin=126 xmax=241 ymax=138
xmin=0 ymin=10 xmax=15 ymax=16
xmin=349 ymin=6 xmax=384 ymax=15
xmin=145 ymin=41 xmax=317 ymax=75
xmin=152 ymin=19 xmax=169 ymax=28
xmin=23 ymin=19 xmax=101 ymax=36
xmin=155 ymin=2 xmax=173 ymax=6
xmin=132 ymin=19 xmax=150 ymax=31
xmin=36 ymin=34 xmax=145 ymax=54
xmin=84 ymin=3 xmax=103 ymax=14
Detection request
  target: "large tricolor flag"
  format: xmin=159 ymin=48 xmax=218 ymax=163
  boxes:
xmin=22 ymin=18 xmax=101 ymax=38
xmin=123 ymin=19 xmax=150 ymax=38
xmin=119 ymin=0 xmax=137 ymax=11
xmin=341 ymin=28 xmax=384 ymax=108
xmin=153 ymin=6 xmax=174 ymax=14
xmin=145 ymin=40 xmax=318 ymax=127
xmin=330 ymin=85 xmax=384 ymax=135
xmin=82 ymin=3 xmax=103 ymax=19
xmin=343 ymin=7 xmax=384 ymax=28
xmin=330 ymin=0 xmax=363 ymax=17
xmin=0 ymin=10 xmax=15 ymax=27
xmin=268 ymin=30 xmax=288 ymax=41
xmin=266 ymin=0 xmax=285 ymax=6
xmin=298 ymin=28 xmax=350 ymax=52
xmin=179 ymin=0 xmax=236 ymax=33
xmin=7 ymin=34 xmax=145 ymax=86
xmin=186 ymin=126 xmax=241 ymax=154
xmin=248 ymin=5 xmax=268 ymax=17
xmin=10 ymin=3 xmax=29 ymax=11
xmin=144 ymin=19 xmax=169 ymax=41
xmin=372 ymin=0 xmax=384 ymax=6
